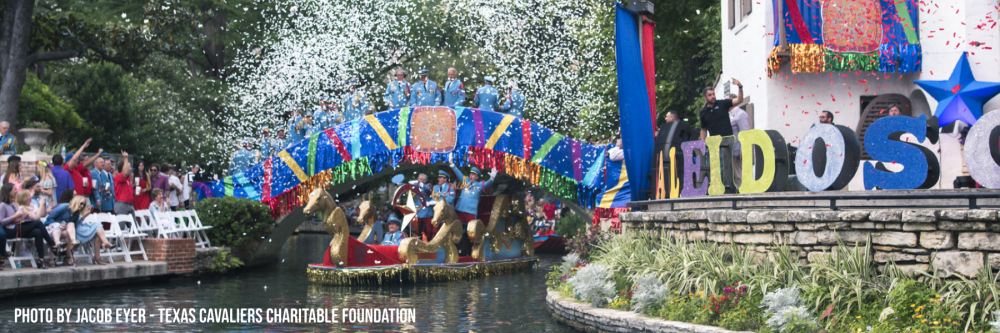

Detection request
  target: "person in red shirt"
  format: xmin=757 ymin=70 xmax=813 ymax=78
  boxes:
xmin=112 ymin=151 xmax=134 ymax=215
xmin=535 ymin=224 xmax=555 ymax=237
xmin=542 ymin=198 xmax=556 ymax=222
xmin=63 ymin=139 xmax=100 ymax=199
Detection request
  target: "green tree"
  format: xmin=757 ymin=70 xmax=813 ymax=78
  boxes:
xmin=17 ymin=71 xmax=80 ymax=142
xmin=50 ymin=62 xmax=138 ymax=152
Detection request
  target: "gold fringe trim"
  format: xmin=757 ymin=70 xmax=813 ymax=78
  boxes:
xmin=790 ymin=44 xmax=825 ymax=74
xmin=306 ymin=258 xmax=539 ymax=286
xmin=767 ymin=46 xmax=786 ymax=77
xmin=297 ymin=169 xmax=334 ymax=205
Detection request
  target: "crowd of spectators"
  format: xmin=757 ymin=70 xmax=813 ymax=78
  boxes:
xmin=0 ymin=138 xmax=205 ymax=270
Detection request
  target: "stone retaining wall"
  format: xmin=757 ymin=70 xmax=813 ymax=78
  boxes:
xmin=546 ymin=290 xmax=749 ymax=333
xmin=620 ymin=209 xmax=1000 ymax=277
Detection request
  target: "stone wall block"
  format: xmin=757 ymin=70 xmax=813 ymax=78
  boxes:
xmin=931 ymin=252 xmax=984 ymax=278
xmin=838 ymin=211 xmax=870 ymax=221
xmin=870 ymin=211 xmax=902 ymax=222
xmin=989 ymin=254 xmax=1000 ymax=270
xmin=679 ymin=223 xmax=700 ymax=230
xmin=919 ymin=232 xmax=956 ymax=249
xmin=787 ymin=211 xmax=810 ymax=223
xmin=851 ymin=222 xmax=876 ymax=229
xmin=874 ymin=251 xmax=917 ymax=263
xmin=938 ymin=210 xmax=967 ymax=221
xmin=707 ymin=211 xmax=728 ymax=223
xmin=966 ymin=210 xmax=997 ymax=221
xmin=746 ymin=211 xmax=768 ymax=223
xmin=957 ymin=232 xmax=1000 ymax=251
xmin=871 ymin=232 xmax=918 ymax=247
xmin=774 ymin=223 xmax=795 ymax=232
xmin=793 ymin=231 xmax=818 ymax=245
xmin=821 ymin=231 xmax=867 ymax=245
xmin=938 ymin=221 xmax=988 ymax=231
xmin=707 ymin=232 xmax=732 ymax=243
xmin=765 ymin=211 xmax=789 ymax=222
xmin=733 ymin=233 xmax=774 ymax=244
xmin=902 ymin=223 xmax=937 ymax=231
xmin=902 ymin=210 xmax=938 ymax=223
xmin=751 ymin=223 xmax=775 ymax=232
xmin=619 ymin=212 xmax=639 ymax=222
xmin=810 ymin=211 xmax=841 ymax=222
xmin=796 ymin=223 xmax=828 ymax=231
xmin=882 ymin=223 xmax=902 ymax=230
xmin=828 ymin=222 xmax=851 ymax=230
xmin=725 ymin=211 xmax=748 ymax=223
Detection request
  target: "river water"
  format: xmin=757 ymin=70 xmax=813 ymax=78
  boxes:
xmin=1 ymin=233 xmax=577 ymax=332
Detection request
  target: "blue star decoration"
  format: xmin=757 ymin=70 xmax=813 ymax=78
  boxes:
xmin=915 ymin=52 xmax=1000 ymax=127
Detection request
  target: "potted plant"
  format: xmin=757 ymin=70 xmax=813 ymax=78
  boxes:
xmin=19 ymin=121 xmax=53 ymax=155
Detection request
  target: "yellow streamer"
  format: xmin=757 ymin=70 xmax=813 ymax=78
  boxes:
xmin=364 ymin=115 xmax=399 ymax=150
xmin=278 ymin=150 xmax=309 ymax=183
xmin=599 ymin=164 xmax=628 ymax=208
xmin=485 ymin=115 xmax=516 ymax=150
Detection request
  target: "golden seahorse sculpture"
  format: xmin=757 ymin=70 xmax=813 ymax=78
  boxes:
xmin=302 ymin=188 xmax=349 ymax=267
xmin=466 ymin=195 xmax=536 ymax=261
xmin=356 ymin=194 xmax=379 ymax=244
xmin=398 ymin=200 xmax=463 ymax=264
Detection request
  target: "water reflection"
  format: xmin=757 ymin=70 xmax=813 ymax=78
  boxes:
xmin=0 ymin=234 xmax=576 ymax=332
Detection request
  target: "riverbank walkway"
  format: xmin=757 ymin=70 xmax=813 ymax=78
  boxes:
xmin=0 ymin=261 xmax=167 ymax=297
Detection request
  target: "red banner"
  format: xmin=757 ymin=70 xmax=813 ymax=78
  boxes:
xmin=642 ymin=18 xmax=657 ymax=132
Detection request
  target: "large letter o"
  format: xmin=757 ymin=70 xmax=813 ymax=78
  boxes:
xmin=794 ymin=124 xmax=861 ymax=191
xmin=965 ymin=110 xmax=1000 ymax=188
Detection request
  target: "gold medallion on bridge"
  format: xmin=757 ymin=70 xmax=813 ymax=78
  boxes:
xmin=410 ymin=106 xmax=457 ymax=153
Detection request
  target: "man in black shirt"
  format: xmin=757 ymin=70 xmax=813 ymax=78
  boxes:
xmin=699 ymin=78 xmax=744 ymax=140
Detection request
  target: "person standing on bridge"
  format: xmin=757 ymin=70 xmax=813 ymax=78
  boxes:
xmin=313 ymin=96 xmax=332 ymax=131
xmin=408 ymin=69 xmax=441 ymax=107
xmin=273 ymin=127 xmax=287 ymax=153
xmin=286 ymin=106 xmax=306 ymax=146
xmin=259 ymin=126 xmax=273 ymax=158
xmin=229 ymin=139 xmax=259 ymax=176
xmin=342 ymin=79 xmax=374 ymax=122
xmin=473 ymin=76 xmax=499 ymax=112
xmin=500 ymin=82 xmax=526 ymax=118
xmin=440 ymin=68 xmax=466 ymax=107
xmin=384 ymin=69 xmax=411 ymax=110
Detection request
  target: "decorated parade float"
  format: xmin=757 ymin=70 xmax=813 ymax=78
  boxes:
xmin=208 ymin=106 xmax=632 ymax=285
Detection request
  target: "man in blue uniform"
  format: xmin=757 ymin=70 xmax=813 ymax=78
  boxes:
xmin=420 ymin=170 xmax=456 ymax=240
xmin=229 ymin=139 xmax=260 ymax=175
xmin=412 ymin=173 xmax=434 ymax=240
xmin=313 ymin=96 xmax=331 ymax=130
xmin=305 ymin=112 xmax=323 ymax=137
xmin=408 ymin=69 xmax=441 ymax=107
xmin=383 ymin=69 xmax=411 ymax=109
xmin=501 ymin=82 xmax=527 ymax=118
xmin=381 ymin=215 xmax=405 ymax=245
xmin=0 ymin=121 xmax=16 ymax=155
xmin=473 ymin=76 xmax=500 ymax=112
xmin=449 ymin=163 xmax=497 ymax=224
xmin=441 ymin=68 xmax=466 ymax=107
xmin=286 ymin=106 xmax=305 ymax=145
xmin=342 ymin=79 xmax=373 ymax=122
xmin=259 ymin=126 xmax=273 ymax=158
xmin=273 ymin=127 xmax=288 ymax=152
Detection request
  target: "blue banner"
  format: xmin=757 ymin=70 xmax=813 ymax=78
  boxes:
xmin=615 ymin=4 xmax=653 ymax=201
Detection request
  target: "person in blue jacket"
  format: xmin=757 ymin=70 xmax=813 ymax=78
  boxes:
xmin=229 ymin=139 xmax=260 ymax=175
xmin=449 ymin=163 xmax=497 ymax=223
xmin=381 ymin=215 xmax=405 ymax=245
xmin=383 ymin=69 xmax=411 ymax=109
xmin=259 ymin=126 xmax=272 ymax=158
xmin=440 ymin=68 xmax=466 ymax=106
xmin=0 ymin=121 xmax=16 ymax=155
xmin=313 ymin=96 xmax=331 ymax=130
xmin=286 ymin=106 xmax=305 ymax=145
xmin=343 ymin=79 xmax=374 ymax=122
xmin=473 ymin=76 xmax=500 ymax=112
xmin=500 ymin=82 xmax=526 ymax=118
xmin=408 ymin=69 xmax=441 ymax=107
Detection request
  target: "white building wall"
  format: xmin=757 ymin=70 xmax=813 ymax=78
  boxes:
xmin=718 ymin=0 xmax=1000 ymax=189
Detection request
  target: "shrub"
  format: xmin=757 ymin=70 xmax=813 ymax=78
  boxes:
xmin=567 ymin=263 xmax=615 ymax=308
xmin=555 ymin=211 xmax=587 ymax=239
xmin=631 ymin=273 xmax=669 ymax=314
xmin=195 ymin=197 xmax=275 ymax=258
xmin=761 ymin=287 xmax=817 ymax=333
xmin=210 ymin=250 xmax=245 ymax=273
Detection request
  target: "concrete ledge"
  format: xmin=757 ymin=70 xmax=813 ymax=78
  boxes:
xmin=0 ymin=261 xmax=167 ymax=298
xmin=546 ymin=290 xmax=750 ymax=333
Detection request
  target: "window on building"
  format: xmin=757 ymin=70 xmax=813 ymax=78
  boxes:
xmin=728 ymin=0 xmax=752 ymax=29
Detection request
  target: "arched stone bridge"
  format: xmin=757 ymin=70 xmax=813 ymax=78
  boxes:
xmin=208 ymin=106 xmax=630 ymax=264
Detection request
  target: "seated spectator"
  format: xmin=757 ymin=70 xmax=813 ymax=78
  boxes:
xmin=25 ymin=179 xmax=54 ymax=216
xmin=36 ymin=161 xmax=58 ymax=211
xmin=8 ymin=188 xmax=58 ymax=268
xmin=45 ymin=189 xmax=80 ymax=265
xmin=535 ymin=224 xmax=556 ymax=237
xmin=149 ymin=188 xmax=169 ymax=217
xmin=381 ymin=215 xmax=404 ymax=246
xmin=64 ymin=195 xmax=114 ymax=265
xmin=607 ymin=138 xmax=624 ymax=162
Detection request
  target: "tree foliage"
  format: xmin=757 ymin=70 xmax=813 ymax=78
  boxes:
xmin=17 ymin=71 xmax=80 ymax=141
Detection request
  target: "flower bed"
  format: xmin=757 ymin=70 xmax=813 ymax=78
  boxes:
xmin=547 ymin=229 xmax=1000 ymax=333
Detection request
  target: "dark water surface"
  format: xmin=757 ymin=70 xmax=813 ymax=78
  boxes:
xmin=1 ymin=233 xmax=577 ymax=332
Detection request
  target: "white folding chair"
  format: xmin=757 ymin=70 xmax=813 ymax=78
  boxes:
xmin=5 ymin=236 xmax=37 ymax=269
xmin=115 ymin=214 xmax=148 ymax=261
xmin=93 ymin=213 xmax=129 ymax=263
xmin=70 ymin=214 xmax=101 ymax=265
xmin=190 ymin=210 xmax=213 ymax=248
xmin=179 ymin=210 xmax=211 ymax=248
xmin=155 ymin=211 xmax=186 ymax=239
xmin=133 ymin=210 xmax=159 ymax=238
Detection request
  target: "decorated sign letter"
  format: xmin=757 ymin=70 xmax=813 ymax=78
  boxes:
xmin=964 ymin=110 xmax=1000 ymax=188
xmin=737 ymin=130 xmax=789 ymax=193
xmin=794 ymin=124 xmax=861 ymax=191
xmin=681 ymin=140 xmax=708 ymax=197
xmin=863 ymin=114 xmax=940 ymax=190
xmin=706 ymin=136 xmax=737 ymax=195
